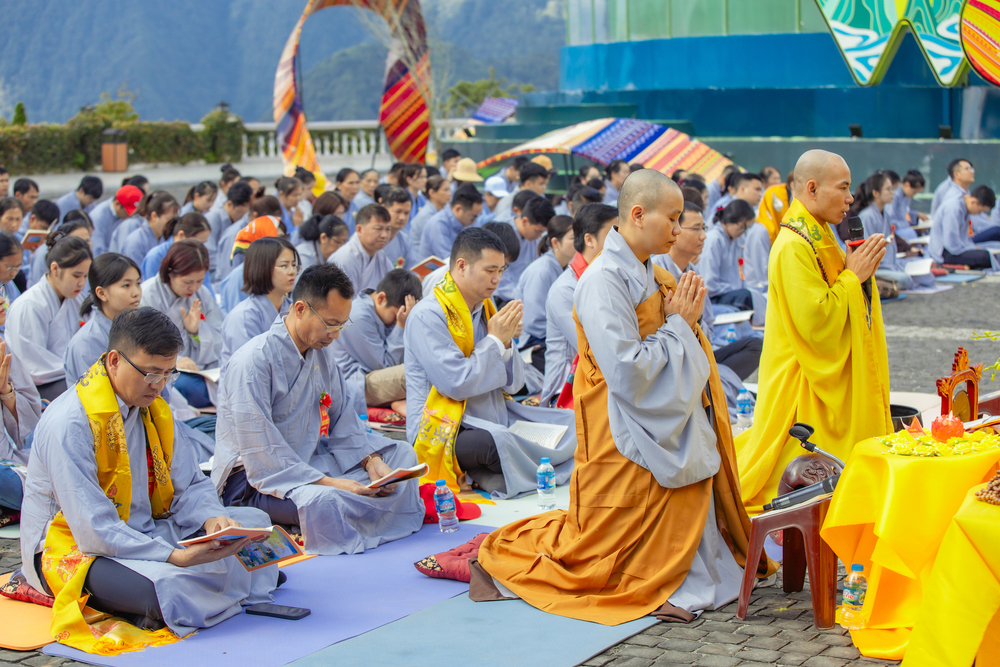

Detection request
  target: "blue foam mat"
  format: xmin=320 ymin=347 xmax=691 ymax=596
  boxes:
xmin=44 ymin=522 xmax=494 ymax=667
xmin=936 ymin=273 xmax=985 ymax=284
xmin=290 ymin=592 xmax=658 ymax=667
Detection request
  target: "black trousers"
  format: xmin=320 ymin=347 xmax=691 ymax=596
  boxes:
xmin=943 ymin=249 xmax=992 ymax=269
xmin=222 ymin=468 xmax=300 ymax=528
xmin=455 ymin=427 xmax=506 ymax=494
xmin=714 ymin=336 xmax=763 ymax=380
xmin=710 ymin=288 xmax=754 ymax=311
xmin=36 ymin=379 xmax=67 ymax=402
xmin=35 ymin=552 xmax=163 ymax=629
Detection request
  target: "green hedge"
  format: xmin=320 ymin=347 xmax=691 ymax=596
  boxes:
xmin=0 ymin=112 xmax=246 ymax=174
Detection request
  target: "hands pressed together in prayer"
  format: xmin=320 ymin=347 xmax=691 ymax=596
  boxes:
xmin=487 ymin=300 xmax=523 ymax=349
xmin=665 ymin=272 xmax=707 ymax=330
xmin=0 ymin=340 xmax=14 ymax=408
xmin=395 ymin=294 xmax=417 ymax=329
xmin=179 ymin=298 xmax=202 ymax=335
xmin=167 ymin=516 xmax=249 ymax=568
xmin=845 ymin=234 xmax=887 ymax=283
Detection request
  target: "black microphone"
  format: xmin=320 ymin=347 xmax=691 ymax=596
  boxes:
xmin=845 ymin=216 xmax=872 ymax=301
xmin=763 ymin=475 xmax=840 ymax=512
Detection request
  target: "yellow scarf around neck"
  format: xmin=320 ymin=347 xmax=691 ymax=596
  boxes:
xmin=780 ymin=198 xmax=848 ymax=289
xmin=413 ymin=271 xmax=496 ymax=499
xmin=42 ymin=356 xmax=179 ymax=655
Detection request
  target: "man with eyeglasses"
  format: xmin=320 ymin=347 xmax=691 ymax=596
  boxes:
xmin=405 ymin=227 xmax=576 ymax=497
xmin=213 ymin=263 xmax=423 ymax=555
xmin=19 ymin=307 xmax=279 ymax=641
xmin=329 ymin=203 xmax=395 ymax=292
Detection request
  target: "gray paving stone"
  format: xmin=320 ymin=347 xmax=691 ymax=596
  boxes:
xmin=770 ymin=618 xmax=814 ymax=631
xmin=821 ymin=646 xmax=862 ymax=660
xmin=781 ymin=641 xmax=827 ymax=657
xmin=776 ymin=653 xmax=811 ymax=666
xmin=584 ymin=656 xmax=617 ymax=666
xmin=742 ymin=635 xmax=790 ymax=650
xmin=734 ymin=624 xmax=781 ymax=637
xmin=658 ymin=627 xmax=707 ymax=641
xmin=802 ymin=657 xmax=849 ymax=667
xmin=692 ymin=656 xmax=741 ymax=667
xmin=735 ymin=662 xmax=780 ymax=667
xmin=649 ymin=650 xmax=697 ymax=664
xmin=19 ymin=658 xmax=66 ymax=667
xmin=643 ymin=624 xmax=672 ymax=637
xmin=776 ymin=629 xmax=823 ymax=642
xmin=625 ymin=635 xmax=663 ymax=647
xmin=608 ymin=657 xmax=654 ymax=667
xmin=701 ymin=631 xmax=747 ymax=645
xmin=657 ymin=638 xmax=703 ymax=652
xmin=699 ymin=610 xmax=735 ymax=622
xmin=735 ymin=647 xmax=783 ymax=663
xmin=618 ymin=646 xmax=664 ymax=660
xmin=0 ymin=650 xmax=30 ymax=663
xmin=698 ymin=620 xmax=739 ymax=633
xmin=695 ymin=643 xmax=743 ymax=657
xmin=819 ymin=634 xmax=855 ymax=646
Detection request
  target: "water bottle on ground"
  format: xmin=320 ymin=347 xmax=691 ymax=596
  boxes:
xmin=725 ymin=326 xmax=737 ymax=345
xmin=537 ymin=457 xmax=556 ymax=510
xmin=434 ymin=480 xmax=459 ymax=533
xmin=733 ymin=388 xmax=753 ymax=435
xmin=359 ymin=414 xmax=372 ymax=434
xmin=841 ymin=564 xmax=868 ymax=630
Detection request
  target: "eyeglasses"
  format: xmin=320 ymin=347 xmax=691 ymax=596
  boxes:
xmin=1 ymin=261 xmax=19 ymax=273
xmin=118 ymin=350 xmax=180 ymax=385
xmin=276 ymin=262 xmax=300 ymax=274
xmin=307 ymin=303 xmax=352 ymax=332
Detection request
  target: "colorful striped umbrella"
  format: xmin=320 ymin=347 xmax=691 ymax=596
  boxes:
xmin=470 ymin=97 xmax=519 ymax=124
xmin=274 ymin=0 xmax=431 ymax=189
xmin=962 ymin=0 xmax=1000 ymax=86
xmin=476 ymin=118 xmax=732 ymax=181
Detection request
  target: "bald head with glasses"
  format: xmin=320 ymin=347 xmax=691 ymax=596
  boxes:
xmin=284 ymin=263 xmax=356 ymax=355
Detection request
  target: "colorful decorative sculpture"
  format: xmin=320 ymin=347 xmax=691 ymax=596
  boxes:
xmin=814 ymin=0 xmax=967 ymax=86
xmin=961 ymin=0 xmax=1000 ymax=85
xmin=274 ymin=0 xmax=431 ymax=187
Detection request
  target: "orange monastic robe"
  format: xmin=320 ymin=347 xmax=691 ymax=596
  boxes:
xmin=477 ymin=263 xmax=776 ymax=626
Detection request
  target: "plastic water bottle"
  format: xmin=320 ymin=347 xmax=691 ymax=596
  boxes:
xmin=537 ymin=457 xmax=556 ymax=510
xmin=734 ymin=388 xmax=753 ymax=435
xmin=841 ymin=564 xmax=868 ymax=631
xmin=725 ymin=327 xmax=737 ymax=345
xmin=359 ymin=414 xmax=372 ymax=434
xmin=434 ymin=480 xmax=459 ymax=533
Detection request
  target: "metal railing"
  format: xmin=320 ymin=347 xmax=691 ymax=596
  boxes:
xmin=228 ymin=119 xmax=469 ymax=161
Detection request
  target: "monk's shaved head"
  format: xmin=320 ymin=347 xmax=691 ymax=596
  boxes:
xmin=618 ymin=168 xmax=681 ymax=223
xmin=616 ymin=168 xmax=685 ymax=262
xmin=792 ymin=149 xmax=854 ymax=225
xmin=793 ymin=150 xmax=847 ymax=193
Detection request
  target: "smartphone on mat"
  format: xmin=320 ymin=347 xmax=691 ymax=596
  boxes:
xmin=245 ymin=603 xmax=311 ymax=620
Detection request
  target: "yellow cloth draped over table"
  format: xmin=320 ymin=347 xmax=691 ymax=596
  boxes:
xmin=756 ymin=183 xmax=791 ymax=243
xmin=41 ymin=357 xmax=179 ymax=655
xmin=821 ymin=440 xmax=1000 ymax=661
xmin=735 ymin=199 xmax=892 ymax=516
xmin=478 ymin=266 xmax=777 ymax=625
xmin=903 ymin=484 xmax=1000 ymax=667
xmin=413 ymin=271 xmax=496 ymax=503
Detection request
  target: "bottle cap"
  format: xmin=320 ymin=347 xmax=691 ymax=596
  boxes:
xmin=359 ymin=414 xmax=368 ymax=421
xmin=540 ymin=457 xmax=550 ymax=464
xmin=436 ymin=479 xmax=447 ymax=487
xmin=738 ymin=388 xmax=747 ymax=394
xmin=851 ymin=563 xmax=864 ymax=572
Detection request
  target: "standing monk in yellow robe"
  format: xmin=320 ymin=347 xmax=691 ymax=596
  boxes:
xmin=473 ymin=170 xmax=776 ymax=625
xmin=736 ymin=150 xmax=892 ymax=516
xmin=757 ymin=177 xmax=794 ymax=243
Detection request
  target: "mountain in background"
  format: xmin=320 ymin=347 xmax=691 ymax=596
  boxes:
xmin=0 ymin=0 xmax=563 ymax=124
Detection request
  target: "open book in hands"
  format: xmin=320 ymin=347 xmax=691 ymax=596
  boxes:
xmin=366 ymin=463 xmax=429 ymax=489
xmin=179 ymin=526 xmax=304 ymax=571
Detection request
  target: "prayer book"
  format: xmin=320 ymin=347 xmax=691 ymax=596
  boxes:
xmin=410 ymin=256 xmax=446 ymax=278
xmin=508 ymin=421 xmax=568 ymax=450
xmin=713 ymin=310 xmax=753 ymax=325
xmin=180 ymin=526 xmax=305 ymax=571
xmin=179 ymin=367 xmax=220 ymax=383
xmin=908 ymin=237 xmax=930 ymax=245
xmin=21 ymin=231 xmax=46 ymax=252
xmin=904 ymin=258 xmax=933 ymax=276
xmin=366 ymin=463 xmax=429 ymax=489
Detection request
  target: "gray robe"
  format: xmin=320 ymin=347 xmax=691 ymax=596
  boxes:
xmin=403 ymin=294 xmax=576 ymax=499
xmin=575 ymin=227 xmax=742 ymax=613
xmin=328 ymin=291 xmax=403 ymax=387
xmin=219 ymin=294 xmax=287 ymax=371
xmin=6 ymin=277 xmax=86 ymax=385
xmin=212 ymin=319 xmax=423 ymax=555
xmin=19 ymin=387 xmax=277 ymax=638
xmin=0 ymin=334 xmax=42 ymax=488
xmin=140 ymin=278 xmax=223 ymax=368
xmin=329 ymin=234 xmax=393 ymax=293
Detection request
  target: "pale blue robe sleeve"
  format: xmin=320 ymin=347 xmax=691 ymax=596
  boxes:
xmin=330 ymin=299 xmax=403 ymax=383
xmin=218 ymin=359 xmax=327 ymax=498
xmin=189 ymin=287 xmax=223 ymax=367
xmin=319 ymin=372 xmax=382 ymax=474
xmin=166 ymin=419 xmax=234 ymax=536
xmin=2 ymin=343 xmax=41 ymax=447
xmin=420 ymin=218 xmax=454 ymax=262
xmin=6 ymin=288 xmax=66 ymax=385
xmin=742 ymin=222 xmax=771 ymax=291
xmin=574 ymin=266 xmax=721 ymax=489
xmin=32 ymin=403 xmax=175 ymax=562
xmin=699 ymin=230 xmax=730 ymax=298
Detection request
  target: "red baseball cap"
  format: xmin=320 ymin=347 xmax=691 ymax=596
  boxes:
xmin=115 ymin=185 xmax=144 ymax=216
xmin=419 ymin=482 xmax=482 ymax=523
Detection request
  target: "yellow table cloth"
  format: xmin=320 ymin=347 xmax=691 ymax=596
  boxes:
xmin=820 ymin=438 xmax=1000 ymax=660
xmin=902 ymin=484 xmax=1000 ymax=667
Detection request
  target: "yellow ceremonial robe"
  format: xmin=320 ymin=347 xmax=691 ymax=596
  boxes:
xmin=757 ymin=183 xmax=791 ymax=243
xmin=735 ymin=199 xmax=892 ymax=516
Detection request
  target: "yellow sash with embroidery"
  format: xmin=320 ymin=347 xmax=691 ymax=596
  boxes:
xmin=42 ymin=357 xmax=179 ymax=655
xmin=413 ymin=271 xmax=496 ymax=500
xmin=780 ymin=198 xmax=847 ymax=288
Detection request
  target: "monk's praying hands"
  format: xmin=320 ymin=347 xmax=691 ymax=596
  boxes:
xmin=664 ymin=271 xmax=706 ymax=330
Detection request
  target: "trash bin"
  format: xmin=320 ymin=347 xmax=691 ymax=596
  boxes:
xmin=101 ymin=128 xmax=127 ymax=172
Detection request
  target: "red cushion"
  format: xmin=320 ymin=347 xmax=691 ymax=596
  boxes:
xmin=0 ymin=569 xmax=55 ymax=608
xmin=413 ymin=532 xmax=489 ymax=583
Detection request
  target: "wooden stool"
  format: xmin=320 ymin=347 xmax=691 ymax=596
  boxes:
xmin=735 ymin=495 xmax=838 ymax=629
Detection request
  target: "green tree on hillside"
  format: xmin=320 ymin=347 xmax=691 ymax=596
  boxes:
xmin=443 ymin=68 xmax=534 ymax=117
xmin=11 ymin=102 xmax=26 ymax=126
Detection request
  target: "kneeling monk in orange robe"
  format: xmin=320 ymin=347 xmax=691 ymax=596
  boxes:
xmin=473 ymin=170 xmax=777 ymax=625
